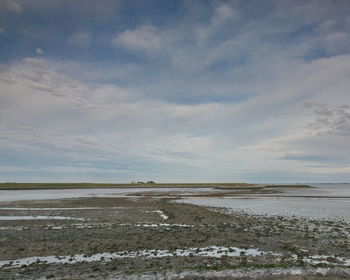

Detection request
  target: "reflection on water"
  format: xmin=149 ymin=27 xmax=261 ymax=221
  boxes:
xmin=1 ymin=244 xmax=349 ymax=268
xmin=180 ymin=183 xmax=350 ymax=221
xmin=0 ymin=246 xmax=271 ymax=268
xmin=0 ymin=187 xmax=214 ymax=202
xmin=266 ymin=183 xmax=350 ymax=197
xmin=1 ymin=183 xmax=349 ymax=221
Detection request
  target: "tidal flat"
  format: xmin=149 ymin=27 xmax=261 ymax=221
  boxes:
xmin=0 ymin=185 xmax=349 ymax=279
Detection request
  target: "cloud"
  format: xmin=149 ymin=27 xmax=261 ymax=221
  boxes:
xmin=242 ymin=102 xmax=350 ymax=175
xmin=2 ymin=54 xmax=349 ymax=182
xmin=7 ymin=0 xmax=22 ymax=14
xmin=0 ymin=57 xmax=279 ymax=182
xmin=193 ymin=2 xmax=239 ymax=44
xmin=1 ymin=1 xmax=350 ymax=182
xmin=0 ymin=165 xmax=128 ymax=174
xmin=305 ymin=102 xmax=350 ymax=136
xmin=111 ymin=25 xmax=162 ymax=54
xmin=0 ymin=27 xmax=5 ymax=34
xmin=5 ymin=0 xmax=120 ymax=21
xmin=35 ymin=48 xmax=44 ymax=54
xmin=211 ymin=2 xmax=238 ymax=25
xmin=323 ymin=32 xmax=350 ymax=54
xmin=67 ymin=32 xmax=91 ymax=48
xmin=0 ymin=58 xmax=223 ymax=166
xmin=0 ymin=58 xmax=90 ymax=128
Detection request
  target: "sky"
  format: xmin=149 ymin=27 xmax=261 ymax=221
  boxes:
xmin=0 ymin=0 xmax=350 ymax=183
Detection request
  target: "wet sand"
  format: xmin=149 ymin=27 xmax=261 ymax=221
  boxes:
xmin=0 ymin=187 xmax=349 ymax=279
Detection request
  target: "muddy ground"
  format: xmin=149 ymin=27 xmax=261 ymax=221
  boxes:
xmin=0 ymin=188 xmax=349 ymax=279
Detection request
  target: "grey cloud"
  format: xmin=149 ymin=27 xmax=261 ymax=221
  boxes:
xmin=7 ymin=0 xmax=22 ymax=14
xmin=281 ymin=155 xmax=349 ymax=165
xmin=279 ymin=134 xmax=350 ymax=167
xmin=2 ymin=0 xmax=350 ymax=181
xmin=1 ymin=57 xmax=298 ymax=182
xmin=275 ymin=0 xmax=350 ymax=24
xmin=265 ymin=103 xmax=350 ymax=167
xmin=67 ymin=32 xmax=92 ymax=48
xmin=1 ymin=58 xmax=88 ymax=107
xmin=12 ymin=0 xmax=120 ymax=21
xmin=306 ymin=103 xmax=350 ymax=136
xmin=0 ymin=59 xmax=228 ymax=168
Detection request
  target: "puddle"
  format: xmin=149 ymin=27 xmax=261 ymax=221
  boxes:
xmin=178 ymin=196 xmax=350 ymax=222
xmin=0 ymin=223 xmax=192 ymax=231
xmin=144 ymin=210 xmax=169 ymax=220
xmin=119 ymin=223 xmax=192 ymax=227
xmin=0 ymin=207 xmax=128 ymax=211
xmin=0 ymin=188 xmax=216 ymax=202
xmin=1 ymin=245 xmax=349 ymax=269
xmin=0 ymin=246 xmax=270 ymax=268
xmin=0 ymin=216 xmax=84 ymax=221
xmin=155 ymin=210 xmax=169 ymax=220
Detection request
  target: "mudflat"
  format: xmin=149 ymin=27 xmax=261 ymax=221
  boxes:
xmin=0 ymin=187 xmax=349 ymax=279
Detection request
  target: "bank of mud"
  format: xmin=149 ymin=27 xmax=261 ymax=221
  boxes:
xmin=0 ymin=192 xmax=349 ymax=279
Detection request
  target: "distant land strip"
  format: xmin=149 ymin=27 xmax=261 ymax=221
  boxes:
xmin=0 ymin=183 xmax=312 ymax=190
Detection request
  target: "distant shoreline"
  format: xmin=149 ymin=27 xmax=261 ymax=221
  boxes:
xmin=0 ymin=182 xmax=313 ymax=190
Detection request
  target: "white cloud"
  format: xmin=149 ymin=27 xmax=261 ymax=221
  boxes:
xmin=211 ymin=3 xmax=238 ymax=25
xmin=35 ymin=48 xmax=44 ymax=54
xmin=323 ymin=32 xmax=350 ymax=54
xmin=112 ymin=25 xmax=161 ymax=53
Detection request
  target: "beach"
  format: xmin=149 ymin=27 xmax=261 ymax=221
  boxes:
xmin=0 ymin=184 xmax=349 ymax=279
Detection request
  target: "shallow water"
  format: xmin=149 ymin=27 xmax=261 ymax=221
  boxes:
xmin=180 ymin=183 xmax=350 ymax=221
xmin=1 ymin=245 xmax=349 ymax=269
xmin=144 ymin=210 xmax=169 ymax=220
xmin=266 ymin=183 xmax=350 ymax=197
xmin=1 ymin=184 xmax=350 ymax=221
xmin=0 ymin=187 xmax=214 ymax=202
xmin=0 ymin=246 xmax=273 ymax=268
xmin=0 ymin=207 xmax=123 ymax=210
xmin=0 ymin=223 xmax=193 ymax=231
